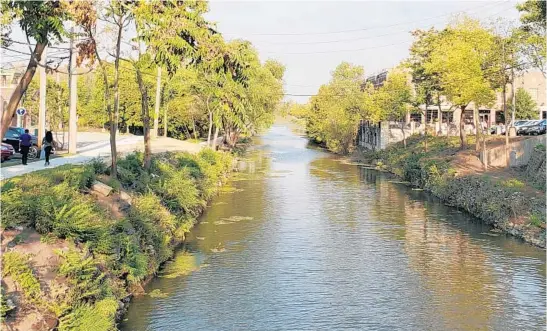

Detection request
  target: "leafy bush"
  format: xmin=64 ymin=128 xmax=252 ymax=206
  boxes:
xmin=58 ymin=298 xmax=118 ymax=331
xmin=2 ymin=252 xmax=41 ymax=301
xmin=0 ymin=149 xmax=235 ymax=326
xmin=89 ymin=158 xmax=108 ymax=175
xmin=502 ymin=179 xmax=525 ymax=189
xmin=57 ymin=249 xmax=109 ymax=303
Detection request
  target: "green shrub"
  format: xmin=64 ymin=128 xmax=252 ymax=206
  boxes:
xmin=530 ymin=213 xmax=545 ymax=227
xmin=36 ymin=194 xmax=105 ymax=242
xmin=0 ymin=149 xmax=235 ymax=326
xmin=502 ymin=179 xmax=525 ymax=189
xmin=89 ymin=158 xmax=108 ymax=175
xmin=2 ymin=252 xmax=41 ymax=301
xmin=58 ymin=298 xmax=118 ymax=331
xmin=57 ymin=249 xmax=109 ymax=303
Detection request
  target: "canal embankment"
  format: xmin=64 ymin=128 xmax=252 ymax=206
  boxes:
xmin=351 ymin=135 xmax=546 ymax=248
xmin=0 ymin=149 xmax=234 ymax=330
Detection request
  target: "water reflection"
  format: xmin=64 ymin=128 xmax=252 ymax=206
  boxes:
xmin=121 ymin=123 xmax=545 ymax=331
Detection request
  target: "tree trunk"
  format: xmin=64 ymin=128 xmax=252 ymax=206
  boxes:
xmin=96 ymin=58 xmax=116 ymax=177
xmin=482 ymin=126 xmax=488 ymax=170
xmin=163 ymin=103 xmax=168 ymax=137
xmin=153 ymin=67 xmax=161 ymax=138
xmin=400 ymin=122 xmax=406 ymax=148
xmin=503 ymin=82 xmax=509 ymax=167
xmin=459 ymin=105 xmax=467 ymax=149
xmin=192 ymin=118 xmax=198 ymax=141
xmin=423 ymin=106 xmax=428 ymax=152
xmin=1 ymin=43 xmax=46 ymax=139
xmin=474 ymin=107 xmax=480 ymax=152
xmin=207 ymin=111 xmax=213 ymax=146
xmin=135 ymin=67 xmax=151 ymax=170
xmin=212 ymin=124 xmax=220 ymax=150
xmin=437 ymin=93 xmax=443 ymax=136
xmin=111 ymin=19 xmax=123 ymax=178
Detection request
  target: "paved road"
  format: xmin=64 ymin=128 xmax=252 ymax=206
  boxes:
xmin=1 ymin=134 xmax=203 ymax=180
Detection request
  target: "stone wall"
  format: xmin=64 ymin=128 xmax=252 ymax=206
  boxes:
xmin=525 ymin=145 xmax=546 ymax=190
xmin=480 ymin=135 xmax=547 ymax=167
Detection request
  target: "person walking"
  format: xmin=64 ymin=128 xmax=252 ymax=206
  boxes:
xmin=42 ymin=131 xmax=53 ymax=166
xmin=19 ymin=129 xmax=32 ymax=165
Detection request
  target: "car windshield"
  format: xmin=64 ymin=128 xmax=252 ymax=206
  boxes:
xmin=514 ymin=121 xmax=527 ymax=126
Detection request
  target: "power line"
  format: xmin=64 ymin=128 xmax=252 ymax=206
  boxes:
xmin=247 ymin=1 xmax=508 ymax=45
xmin=281 ymin=61 xmax=532 ymax=97
xmin=3 ymin=37 xmax=92 ymax=50
xmin=258 ymin=3 xmax=515 ymax=55
xmin=223 ymin=1 xmax=509 ymax=37
xmin=262 ymin=41 xmax=408 ymax=55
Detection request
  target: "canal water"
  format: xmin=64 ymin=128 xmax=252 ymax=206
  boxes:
xmin=121 ymin=122 xmax=546 ymax=331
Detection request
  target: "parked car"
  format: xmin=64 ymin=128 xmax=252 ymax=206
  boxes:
xmin=518 ymin=119 xmax=546 ymax=135
xmin=515 ymin=120 xmax=533 ymax=135
xmin=1 ymin=142 xmax=15 ymax=162
xmin=2 ymin=127 xmax=39 ymax=159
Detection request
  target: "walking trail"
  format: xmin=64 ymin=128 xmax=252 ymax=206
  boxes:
xmin=1 ymin=136 xmax=203 ymax=180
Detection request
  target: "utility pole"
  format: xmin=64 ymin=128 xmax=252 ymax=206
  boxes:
xmin=68 ymin=27 xmax=78 ymax=154
xmin=38 ymin=46 xmax=47 ymax=150
xmin=153 ymin=66 xmax=161 ymax=138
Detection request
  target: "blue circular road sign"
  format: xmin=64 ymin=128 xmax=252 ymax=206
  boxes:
xmin=16 ymin=108 xmax=26 ymax=116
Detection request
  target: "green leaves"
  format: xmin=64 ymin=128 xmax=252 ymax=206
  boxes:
xmin=509 ymin=87 xmax=539 ymax=120
xmin=424 ymin=16 xmax=496 ymax=108
xmin=307 ymin=62 xmax=365 ymax=154
xmin=515 ymin=0 xmax=546 ymax=74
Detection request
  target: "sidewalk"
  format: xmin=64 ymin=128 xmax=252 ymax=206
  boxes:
xmin=1 ymin=135 xmax=143 ymax=180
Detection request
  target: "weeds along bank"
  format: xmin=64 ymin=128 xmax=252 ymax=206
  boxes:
xmin=0 ymin=149 xmax=233 ymax=330
xmin=354 ymin=136 xmax=546 ymax=248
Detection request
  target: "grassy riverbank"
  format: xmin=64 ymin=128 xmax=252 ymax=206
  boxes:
xmin=1 ymin=149 xmax=233 ymax=330
xmin=352 ymin=135 xmax=546 ymax=248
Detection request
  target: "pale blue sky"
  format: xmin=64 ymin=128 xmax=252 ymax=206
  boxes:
xmin=1 ymin=1 xmax=521 ymax=104
xmin=206 ymin=1 xmax=520 ymax=102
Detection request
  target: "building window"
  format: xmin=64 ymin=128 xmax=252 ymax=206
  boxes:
xmin=528 ymin=88 xmax=538 ymax=102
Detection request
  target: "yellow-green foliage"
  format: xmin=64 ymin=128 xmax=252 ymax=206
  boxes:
xmin=0 ymin=149 xmax=233 ymax=330
xmin=57 ymin=249 xmax=110 ymax=303
xmin=58 ymin=298 xmax=118 ymax=331
xmin=2 ymin=252 xmax=41 ymax=301
xmin=364 ymin=135 xmax=546 ymax=230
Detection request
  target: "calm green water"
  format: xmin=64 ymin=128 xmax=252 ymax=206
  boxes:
xmin=121 ymin=122 xmax=546 ymax=331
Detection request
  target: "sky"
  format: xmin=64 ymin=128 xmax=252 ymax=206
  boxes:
xmin=206 ymin=0 xmax=521 ymax=102
xmin=1 ymin=1 xmax=522 ymax=104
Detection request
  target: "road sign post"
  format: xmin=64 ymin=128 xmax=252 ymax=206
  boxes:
xmin=16 ymin=108 xmax=26 ymax=128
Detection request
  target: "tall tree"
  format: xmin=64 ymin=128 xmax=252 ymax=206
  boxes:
xmin=0 ymin=1 xmax=70 ymax=139
xmin=374 ymin=69 xmax=413 ymax=147
xmin=407 ymin=28 xmax=444 ymax=145
xmin=510 ymin=87 xmax=539 ymax=119
xmin=425 ymin=17 xmax=496 ymax=148
xmin=73 ymin=0 xmax=125 ymax=177
xmin=307 ymin=62 xmax=365 ymax=154
xmin=132 ymin=0 xmax=213 ymax=169
xmin=515 ymin=0 xmax=546 ymax=75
